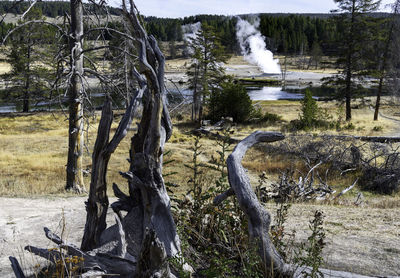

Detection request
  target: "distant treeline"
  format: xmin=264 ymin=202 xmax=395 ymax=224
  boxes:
xmin=138 ymin=13 xmax=391 ymax=56
xmin=0 ymin=1 xmax=391 ymax=56
xmin=0 ymin=1 xmax=121 ymax=17
xmin=145 ymin=14 xmax=341 ymax=55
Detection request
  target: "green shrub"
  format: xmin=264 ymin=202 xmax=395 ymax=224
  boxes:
xmin=343 ymin=122 xmax=355 ymax=130
xmin=262 ymin=111 xmax=282 ymax=123
xmin=208 ymin=82 xmax=253 ymax=123
xmin=372 ymin=125 xmax=383 ymax=132
xmin=297 ymin=210 xmax=326 ymax=278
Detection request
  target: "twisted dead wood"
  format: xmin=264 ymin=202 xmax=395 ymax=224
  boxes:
xmin=216 ymin=131 xmax=293 ymax=276
xmin=8 ymin=257 xmax=25 ymax=278
xmin=81 ymin=89 xmax=141 ymax=251
xmin=15 ymin=1 xmax=178 ymax=276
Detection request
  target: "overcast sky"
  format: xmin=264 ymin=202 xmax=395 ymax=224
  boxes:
xmin=109 ymin=0 xmax=394 ymax=18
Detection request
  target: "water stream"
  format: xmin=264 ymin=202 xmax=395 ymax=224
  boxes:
xmin=0 ymin=85 xmax=380 ymax=113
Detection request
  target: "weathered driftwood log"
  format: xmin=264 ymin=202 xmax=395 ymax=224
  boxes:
xmin=24 ymin=226 xmax=135 ymax=275
xmin=215 ymin=131 xmax=293 ymax=276
xmin=291 ymin=134 xmax=400 ymax=143
xmin=214 ymin=131 xmax=377 ymax=278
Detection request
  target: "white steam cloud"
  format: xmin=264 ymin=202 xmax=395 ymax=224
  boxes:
xmin=182 ymin=22 xmax=202 ymax=55
xmin=182 ymin=22 xmax=202 ymax=42
xmin=236 ymin=17 xmax=281 ymax=74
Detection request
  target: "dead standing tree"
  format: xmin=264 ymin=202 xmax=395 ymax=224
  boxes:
xmin=9 ymin=1 xmax=181 ymax=276
xmin=114 ymin=0 xmax=180 ymax=258
xmin=82 ymin=0 xmax=182 ymax=266
xmin=65 ymin=0 xmax=85 ymax=193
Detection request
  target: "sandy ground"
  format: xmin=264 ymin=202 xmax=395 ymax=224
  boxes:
xmin=0 ymin=197 xmax=399 ymax=277
xmin=0 ymin=197 xmax=117 ymax=278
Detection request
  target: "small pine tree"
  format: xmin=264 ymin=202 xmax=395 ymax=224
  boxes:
xmin=300 ymin=89 xmax=318 ymax=128
xmin=4 ymin=7 xmax=56 ymax=112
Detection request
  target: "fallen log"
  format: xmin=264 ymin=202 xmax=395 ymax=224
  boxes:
xmin=291 ymin=134 xmax=400 ymax=143
xmin=214 ymin=131 xmax=383 ymax=277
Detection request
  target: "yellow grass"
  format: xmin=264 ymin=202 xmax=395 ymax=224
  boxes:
xmin=0 ymin=100 xmax=399 ymax=201
xmin=253 ymin=98 xmax=398 ymax=136
xmin=0 ymin=62 xmax=11 ymax=75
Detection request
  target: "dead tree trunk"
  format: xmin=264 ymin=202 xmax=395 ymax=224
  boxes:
xmin=215 ymin=131 xmax=293 ymax=277
xmin=15 ymin=1 xmax=179 ymax=276
xmin=65 ymin=0 xmax=85 ymax=193
xmin=111 ymin=0 xmax=179 ymax=259
xmin=81 ymin=92 xmax=140 ymax=251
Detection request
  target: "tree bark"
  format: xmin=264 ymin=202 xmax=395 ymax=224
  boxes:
xmin=373 ymin=0 xmax=399 ymax=121
xmin=65 ymin=0 xmax=85 ymax=193
xmin=374 ymin=77 xmax=383 ymax=121
xmin=23 ymin=39 xmax=31 ymax=113
xmin=344 ymin=0 xmax=356 ymax=121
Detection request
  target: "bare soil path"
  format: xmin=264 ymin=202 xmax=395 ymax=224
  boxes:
xmin=0 ymin=197 xmax=399 ymax=277
xmin=0 ymin=196 xmax=116 ymax=277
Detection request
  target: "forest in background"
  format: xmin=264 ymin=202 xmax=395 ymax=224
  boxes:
xmin=0 ymin=0 xmax=393 ymax=56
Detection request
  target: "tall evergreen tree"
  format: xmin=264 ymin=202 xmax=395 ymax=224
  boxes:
xmin=371 ymin=0 xmax=400 ymax=120
xmin=332 ymin=0 xmax=381 ymax=121
xmin=3 ymin=7 xmax=55 ymax=112
xmin=186 ymin=23 xmax=227 ymax=122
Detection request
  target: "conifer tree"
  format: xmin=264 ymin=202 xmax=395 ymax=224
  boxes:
xmin=371 ymin=0 xmax=400 ymax=120
xmin=332 ymin=0 xmax=381 ymax=121
xmin=4 ymin=7 xmax=56 ymax=112
xmin=186 ymin=23 xmax=227 ymax=122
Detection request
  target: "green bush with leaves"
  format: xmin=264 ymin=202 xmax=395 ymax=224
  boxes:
xmin=297 ymin=210 xmax=326 ymax=278
xmin=208 ymin=82 xmax=254 ymax=123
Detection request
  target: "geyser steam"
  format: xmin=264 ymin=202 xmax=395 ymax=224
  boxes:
xmin=182 ymin=22 xmax=201 ymax=41
xmin=182 ymin=22 xmax=201 ymax=55
xmin=236 ymin=17 xmax=281 ymax=74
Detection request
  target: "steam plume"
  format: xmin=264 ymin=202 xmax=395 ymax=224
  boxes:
xmin=182 ymin=22 xmax=201 ymax=41
xmin=182 ymin=22 xmax=202 ymax=55
xmin=236 ymin=17 xmax=281 ymax=74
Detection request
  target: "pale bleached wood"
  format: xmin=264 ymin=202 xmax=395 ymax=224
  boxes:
xmin=223 ymin=131 xmax=293 ymax=276
xmin=82 ymin=91 xmax=140 ymax=251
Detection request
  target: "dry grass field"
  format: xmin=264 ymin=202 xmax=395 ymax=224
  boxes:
xmin=0 ymin=98 xmax=399 ymax=196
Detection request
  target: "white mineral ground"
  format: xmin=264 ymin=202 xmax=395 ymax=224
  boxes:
xmin=164 ymin=58 xmax=336 ymax=86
